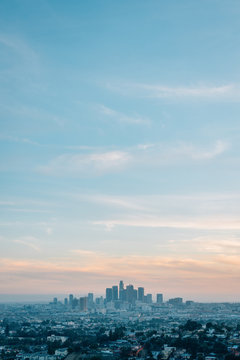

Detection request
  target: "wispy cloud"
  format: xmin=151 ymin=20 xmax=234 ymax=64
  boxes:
xmin=8 ymin=208 xmax=51 ymax=213
xmin=0 ymin=198 xmax=55 ymax=215
xmin=0 ymin=33 xmax=38 ymax=64
xmin=146 ymin=140 xmax=229 ymax=163
xmin=38 ymin=151 xmax=132 ymax=176
xmin=192 ymin=236 xmax=240 ymax=255
xmin=46 ymin=228 xmax=53 ymax=235
xmin=13 ymin=236 xmax=41 ymax=252
xmin=0 ymin=133 xmax=103 ymax=151
xmin=133 ymin=83 xmax=234 ymax=98
xmin=0 ymin=33 xmax=42 ymax=86
xmin=0 ymin=104 xmax=65 ymax=128
xmin=190 ymin=140 xmax=228 ymax=159
xmin=37 ymin=140 xmax=228 ymax=177
xmin=142 ymin=140 xmax=229 ymax=164
xmin=99 ymin=105 xmax=150 ymax=125
xmin=68 ymin=193 xmax=240 ymax=230
xmin=0 ymin=201 xmax=16 ymax=206
xmin=0 ymin=134 xmax=40 ymax=146
xmin=107 ymin=82 xmax=240 ymax=101
xmin=204 ymin=240 xmax=240 ymax=254
xmin=78 ymin=194 xmax=145 ymax=211
xmin=94 ymin=215 xmax=240 ymax=231
xmin=70 ymin=249 xmax=99 ymax=256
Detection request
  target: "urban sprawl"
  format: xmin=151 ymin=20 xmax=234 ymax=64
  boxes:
xmin=1 ymin=281 xmax=240 ymax=360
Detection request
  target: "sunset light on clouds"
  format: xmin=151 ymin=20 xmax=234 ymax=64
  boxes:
xmin=1 ymin=0 xmax=240 ymax=302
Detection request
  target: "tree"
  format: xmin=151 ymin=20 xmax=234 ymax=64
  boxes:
xmin=5 ymin=325 xmax=9 ymax=337
xmin=120 ymin=347 xmax=131 ymax=359
xmin=182 ymin=320 xmax=202 ymax=331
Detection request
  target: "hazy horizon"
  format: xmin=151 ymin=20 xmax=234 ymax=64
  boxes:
xmin=1 ymin=0 xmax=240 ymax=302
xmin=1 ymin=292 xmax=240 ymax=304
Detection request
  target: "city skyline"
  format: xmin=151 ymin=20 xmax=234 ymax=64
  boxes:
xmin=0 ymin=278 xmax=236 ymax=304
xmin=1 ymin=0 xmax=240 ymax=302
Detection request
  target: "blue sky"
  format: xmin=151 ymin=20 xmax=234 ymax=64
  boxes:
xmin=1 ymin=0 xmax=240 ymax=301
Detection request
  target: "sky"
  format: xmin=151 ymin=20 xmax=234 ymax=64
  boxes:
xmin=1 ymin=0 xmax=240 ymax=302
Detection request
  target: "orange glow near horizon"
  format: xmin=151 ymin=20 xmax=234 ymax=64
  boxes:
xmin=1 ymin=252 xmax=240 ymax=301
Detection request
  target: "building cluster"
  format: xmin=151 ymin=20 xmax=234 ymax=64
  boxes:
xmin=105 ymin=281 xmax=163 ymax=305
xmin=53 ymin=281 xmax=187 ymax=312
xmin=1 ymin=301 xmax=240 ymax=360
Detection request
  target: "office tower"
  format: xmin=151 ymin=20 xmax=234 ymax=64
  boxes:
xmin=106 ymin=288 xmax=113 ymax=302
xmin=122 ymin=289 xmax=127 ymax=301
xmin=95 ymin=297 xmax=100 ymax=305
xmin=119 ymin=280 xmax=124 ymax=301
xmin=64 ymin=298 xmax=68 ymax=306
xmin=88 ymin=292 xmax=93 ymax=303
xmin=138 ymin=287 xmax=144 ymax=302
xmin=72 ymin=297 xmax=79 ymax=308
xmin=79 ymin=297 xmax=87 ymax=311
xmin=69 ymin=294 xmax=73 ymax=306
xmin=156 ymin=293 xmax=163 ymax=304
xmin=119 ymin=280 xmax=124 ymax=291
xmin=112 ymin=286 xmax=118 ymax=301
xmin=186 ymin=300 xmax=194 ymax=306
xmin=146 ymin=293 xmax=152 ymax=304
xmin=88 ymin=293 xmax=94 ymax=309
xmin=126 ymin=284 xmax=135 ymax=304
xmin=133 ymin=289 xmax=137 ymax=301
xmin=96 ymin=296 xmax=104 ymax=307
xmin=168 ymin=297 xmax=183 ymax=305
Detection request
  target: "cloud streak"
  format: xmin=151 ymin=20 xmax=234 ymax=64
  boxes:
xmin=0 ymin=33 xmax=38 ymax=64
xmin=37 ymin=140 xmax=228 ymax=177
xmin=94 ymin=216 xmax=240 ymax=231
xmin=38 ymin=151 xmax=131 ymax=176
xmin=99 ymin=105 xmax=150 ymax=125
xmin=77 ymin=194 xmax=146 ymax=211
xmin=107 ymin=82 xmax=240 ymax=101
xmin=13 ymin=236 xmax=41 ymax=252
